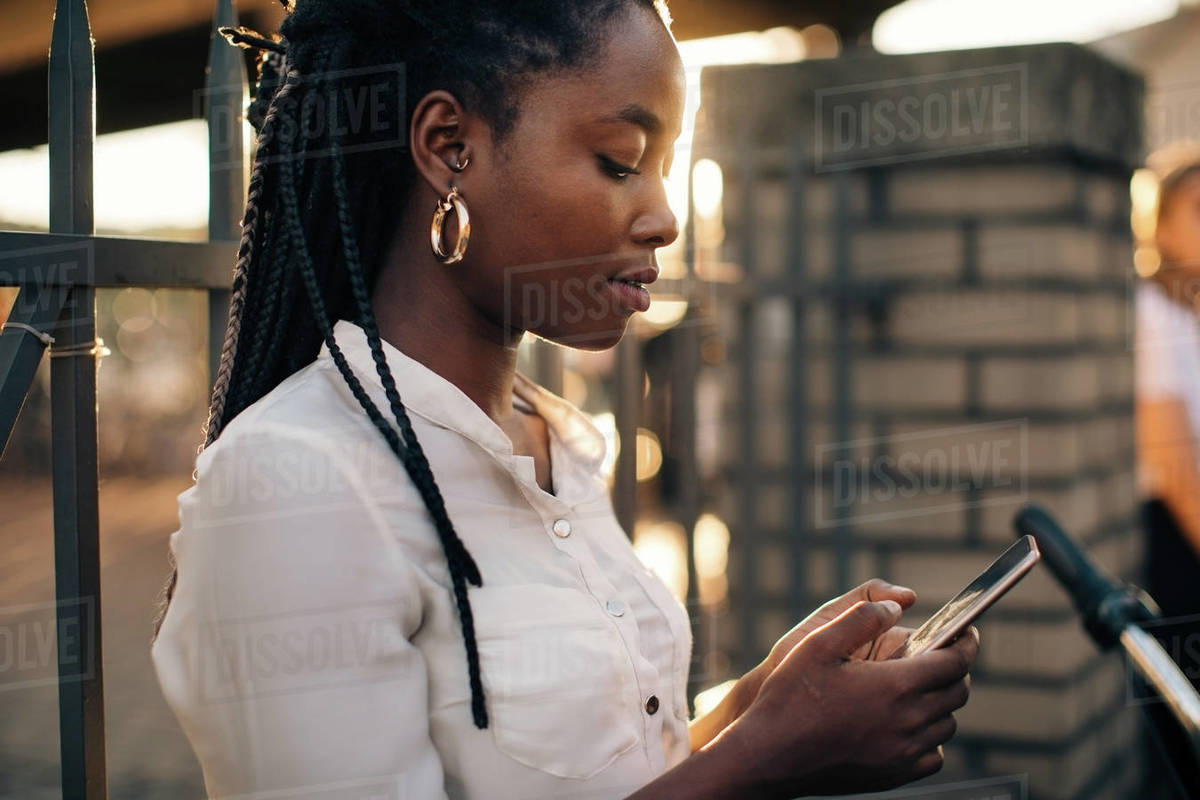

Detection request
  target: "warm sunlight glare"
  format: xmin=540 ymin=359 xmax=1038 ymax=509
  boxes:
xmin=0 ymin=119 xmax=209 ymax=233
xmin=874 ymin=0 xmax=1180 ymax=53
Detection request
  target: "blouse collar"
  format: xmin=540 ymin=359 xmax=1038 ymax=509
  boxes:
xmin=317 ymin=319 xmax=608 ymax=496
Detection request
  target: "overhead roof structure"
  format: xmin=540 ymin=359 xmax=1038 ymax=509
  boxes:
xmin=1089 ymin=4 xmax=1200 ymax=157
xmin=0 ymin=0 xmax=902 ymax=152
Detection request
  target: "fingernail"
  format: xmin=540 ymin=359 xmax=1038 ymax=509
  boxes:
xmin=881 ymin=600 xmax=901 ymax=615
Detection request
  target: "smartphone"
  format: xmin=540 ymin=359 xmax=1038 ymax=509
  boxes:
xmin=889 ymin=535 xmax=1041 ymax=658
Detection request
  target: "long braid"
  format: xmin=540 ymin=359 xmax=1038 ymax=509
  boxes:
xmin=201 ymin=47 xmax=288 ymax=449
xmin=233 ymin=213 xmax=283 ymax=397
xmin=200 ymin=167 xmax=257 ymax=447
xmin=153 ymin=0 xmax=676 ymax=729
xmin=232 ymin=54 xmax=315 ymax=413
xmin=274 ymin=42 xmax=488 ymax=724
xmin=320 ymin=38 xmax=488 ymax=725
xmin=252 ymin=209 xmax=295 ymax=395
xmin=221 ymin=48 xmax=299 ymax=428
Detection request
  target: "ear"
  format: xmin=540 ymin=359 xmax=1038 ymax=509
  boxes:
xmin=409 ymin=89 xmax=480 ymax=198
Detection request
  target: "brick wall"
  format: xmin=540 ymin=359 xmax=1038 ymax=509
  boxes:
xmin=693 ymin=44 xmax=1148 ymax=800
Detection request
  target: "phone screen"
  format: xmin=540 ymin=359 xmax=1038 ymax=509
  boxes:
xmin=892 ymin=536 xmax=1040 ymax=658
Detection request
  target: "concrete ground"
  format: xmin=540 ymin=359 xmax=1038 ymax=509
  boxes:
xmin=0 ymin=473 xmax=206 ymax=799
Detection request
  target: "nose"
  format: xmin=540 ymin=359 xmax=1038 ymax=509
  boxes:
xmin=631 ymin=184 xmax=680 ymax=249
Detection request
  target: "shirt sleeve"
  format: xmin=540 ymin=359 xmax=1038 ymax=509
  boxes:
xmin=151 ymin=422 xmax=449 ymax=800
xmin=1136 ymin=281 xmax=1191 ymax=401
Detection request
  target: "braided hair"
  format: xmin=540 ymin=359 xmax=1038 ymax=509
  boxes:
xmin=153 ymin=0 xmax=674 ymax=730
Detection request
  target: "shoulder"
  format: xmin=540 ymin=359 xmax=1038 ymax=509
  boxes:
xmin=170 ymin=381 xmax=430 ymax=627
xmin=1136 ymin=279 xmax=1165 ymax=313
xmin=201 ymin=358 xmax=410 ymax=492
xmin=181 ymin=357 xmax=445 ymax=562
xmin=215 ymin=358 xmax=376 ymax=447
xmin=1138 ymin=279 xmax=1200 ymax=344
xmin=1137 ymin=279 xmax=1193 ymax=328
xmin=1134 ymin=279 xmax=1200 ymax=400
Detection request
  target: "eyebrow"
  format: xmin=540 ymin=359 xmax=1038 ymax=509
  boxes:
xmin=596 ymin=103 xmax=667 ymax=137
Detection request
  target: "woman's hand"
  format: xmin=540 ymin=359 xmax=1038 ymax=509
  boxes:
xmin=689 ymin=580 xmax=918 ymax=753
xmin=712 ymin=600 xmax=978 ymax=798
xmin=741 ymin=580 xmax=918 ymax=703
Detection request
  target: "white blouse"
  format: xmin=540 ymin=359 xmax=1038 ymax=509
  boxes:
xmin=151 ymin=319 xmax=694 ymax=799
xmin=1136 ymin=279 xmax=1200 ymax=438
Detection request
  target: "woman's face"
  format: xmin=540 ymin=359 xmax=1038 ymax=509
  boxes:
xmin=452 ymin=6 xmax=687 ymax=351
xmin=1157 ymin=170 xmax=1200 ymax=273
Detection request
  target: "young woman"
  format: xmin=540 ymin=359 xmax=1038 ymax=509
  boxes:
xmin=150 ymin=2 xmax=978 ymax=798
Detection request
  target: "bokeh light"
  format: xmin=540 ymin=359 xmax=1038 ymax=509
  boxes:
xmin=633 ymin=520 xmax=688 ymax=602
xmin=693 ymin=512 xmax=731 ymax=607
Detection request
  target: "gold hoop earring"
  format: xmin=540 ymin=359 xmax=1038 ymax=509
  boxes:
xmin=431 ymin=185 xmax=470 ymax=265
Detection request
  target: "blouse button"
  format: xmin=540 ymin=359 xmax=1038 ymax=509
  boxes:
xmin=605 ymin=599 xmax=626 ymax=617
xmin=645 ymin=695 xmax=660 ymax=715
xmin=552 ymin=518 xmax=572 ymax=538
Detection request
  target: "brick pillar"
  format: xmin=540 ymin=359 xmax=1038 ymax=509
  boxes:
xmin=695 ymin=44 xmax=1147 ymax=800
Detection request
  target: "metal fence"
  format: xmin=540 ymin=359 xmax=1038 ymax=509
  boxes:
xmin=0 ymin=0 xmax=247 ymax=794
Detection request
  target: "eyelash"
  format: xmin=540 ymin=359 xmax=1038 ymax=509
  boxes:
xmin=599 ymin=155 xmax=641 ymax=181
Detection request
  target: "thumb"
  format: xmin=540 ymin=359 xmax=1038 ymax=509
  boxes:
xmin=808 ymin=599 xmax=902 ymax=659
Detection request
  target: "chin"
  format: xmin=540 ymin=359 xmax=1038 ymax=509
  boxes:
xmin=531 ymin=316 xmax=631 ymax=352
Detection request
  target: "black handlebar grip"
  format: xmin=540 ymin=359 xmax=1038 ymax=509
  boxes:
xmin=1013 ymin=503 xmax=1158 ymax=649
xmin=1013 ymin=504 xmax=1117 ymax=619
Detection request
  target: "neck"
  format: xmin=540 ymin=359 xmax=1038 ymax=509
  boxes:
xmin=372 ymin=225 xmax=524 ymax=425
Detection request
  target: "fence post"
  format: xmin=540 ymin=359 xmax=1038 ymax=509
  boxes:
xmin=47 ymin=0 xmax=107 ymax=796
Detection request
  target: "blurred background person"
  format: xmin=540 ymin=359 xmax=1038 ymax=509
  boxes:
xmin=1133 ymin=146 xmax=1200 ymax=794
xmin=1135 ymin=146 xmax=1200 ymax=623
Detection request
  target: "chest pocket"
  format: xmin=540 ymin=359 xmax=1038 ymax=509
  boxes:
xmin=469 ymin=583 xmax=641 ymax=779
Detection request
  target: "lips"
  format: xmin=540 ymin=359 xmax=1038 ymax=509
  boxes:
xmin=606 ymin=262 xmax=656 ymax=313
xmin=608 ymin=276 xmax=652 ymax=312
xmin=609 ymin=264 xmax=660 ymax=287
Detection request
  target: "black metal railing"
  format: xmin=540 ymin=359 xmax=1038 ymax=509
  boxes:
xmin=0 ymin=0 xmax=243 ymax=795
